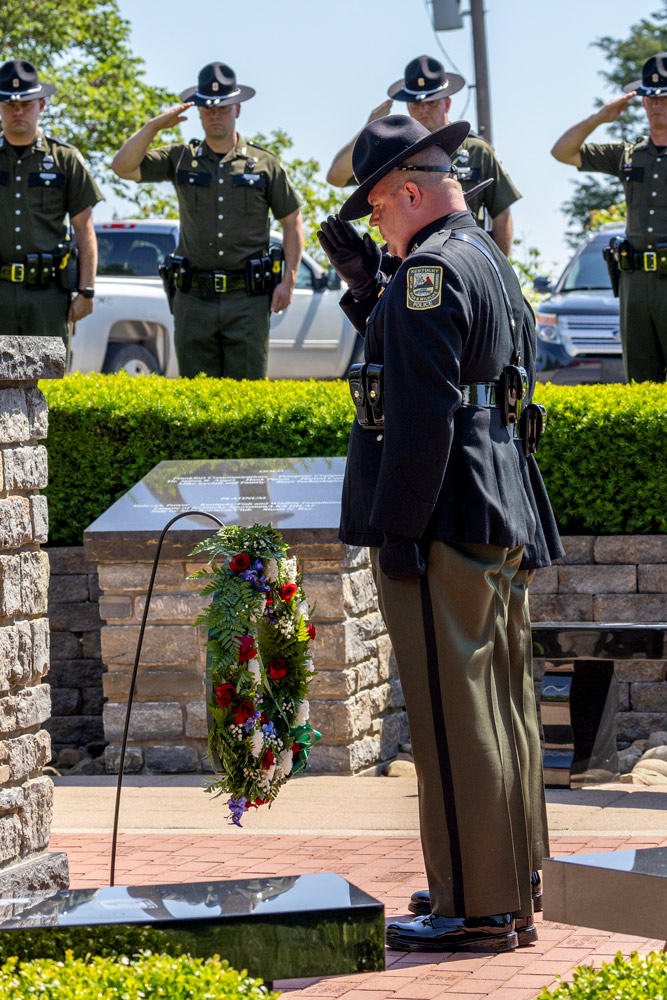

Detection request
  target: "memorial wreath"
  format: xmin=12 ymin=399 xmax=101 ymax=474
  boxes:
xmin=191 ymin=525 xmax=320 ymax=826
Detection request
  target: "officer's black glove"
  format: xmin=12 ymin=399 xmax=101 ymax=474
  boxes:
xmin=379 ymin=533 xmax=426 ymax=581
xmin=316 ymin=215 xmax=382 ymax=300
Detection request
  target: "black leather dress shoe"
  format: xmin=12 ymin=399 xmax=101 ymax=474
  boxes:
xmin=531 ymin=870 xmax=542 ymax=912
xmin=386 ymin=913 xmax=517 ymax=953
xmin=514 ymin=916 xmax=537 ymax=945
xmin=409 ymin=871 xmax=543 ymax=918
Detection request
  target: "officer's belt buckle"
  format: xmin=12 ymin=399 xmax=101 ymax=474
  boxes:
xmin=213 ymin=273 xmax=227 ymax=293
xmin=644 ymin=251 xmax=657 ymax=272
xmin=10 ymin=263 xmax=24 ymax=283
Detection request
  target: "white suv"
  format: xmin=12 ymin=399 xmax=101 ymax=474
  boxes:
xmin=68 ymin=220 xmax=361 ymax=379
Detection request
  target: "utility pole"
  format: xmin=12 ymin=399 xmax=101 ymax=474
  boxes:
xmin=469 ymin=0 xmax=492 ymax=144
xmin=431 ymin=0 xmax=493 ymax=145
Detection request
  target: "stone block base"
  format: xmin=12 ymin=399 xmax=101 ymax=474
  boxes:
xmin=0 ymin=851 xmax=69 ymax=895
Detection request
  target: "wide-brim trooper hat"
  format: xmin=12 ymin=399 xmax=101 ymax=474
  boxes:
xmin=339 ymin=115 xmax=470 ymax=221
xmin=388 ymin=55 xmax=465 ymax=103
xmin=0 ymin=59 xmax=56 ymax=103
xmin=624 ymin=52 xmax=667 ymax=96
xmin=180 ymin=62 xmax=255 ymax=107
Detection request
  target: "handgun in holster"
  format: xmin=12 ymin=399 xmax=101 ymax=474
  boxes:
xmin=269 ymin=245 xmax=284 ymax=293
xmin=603 ymin=238 xmax=621 ymax=298
xmin=519 ymin=402 xmax=547 ymax=458
xmin=498 ymin=364 xmax=527 ymax=426
xmin=158 ymin=254 xmax=179 ymax=313
xmin=56 ymin=242 xmax=79 ymax=292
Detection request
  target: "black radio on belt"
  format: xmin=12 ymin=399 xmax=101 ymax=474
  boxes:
xmin=348 ymin=363 xmax=384 ymax=429
xmin=519 ymin=402 xmax=547 ymax=458
xmin=498 ymin=364 xmax=527 ymax=426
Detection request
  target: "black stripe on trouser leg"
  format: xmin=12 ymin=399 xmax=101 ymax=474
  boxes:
xmin=419 ymin=572 xmax=465 ymax=915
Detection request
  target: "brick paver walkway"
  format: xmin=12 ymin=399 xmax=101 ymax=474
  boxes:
xmin=49 ymin=833 xmax=667 ymax=1000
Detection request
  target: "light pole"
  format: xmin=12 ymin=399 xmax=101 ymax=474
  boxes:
xmin=431 ymin=0 xmax=493 ymax=145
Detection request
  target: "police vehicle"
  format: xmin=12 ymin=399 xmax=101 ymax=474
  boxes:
xmin=533 ymin=225 xmax=625 ymax=385
xmin=68 ymin=220 xmax=361 ymax=379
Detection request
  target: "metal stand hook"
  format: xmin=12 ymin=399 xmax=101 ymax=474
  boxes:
xmin=109 ymin=510 xmax=225 ymax=886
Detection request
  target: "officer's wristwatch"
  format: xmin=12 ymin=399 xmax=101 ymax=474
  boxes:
xmin=77 ymin=287 xmax=95 ymax=299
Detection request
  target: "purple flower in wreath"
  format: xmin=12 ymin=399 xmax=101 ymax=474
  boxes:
xmin=228 ymin=795 xmax=249 ymax=827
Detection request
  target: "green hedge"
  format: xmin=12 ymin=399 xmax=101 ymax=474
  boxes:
xmin=0 ymin=951 xmax=276 ymax=999
xmin=538 ymin=950 xmax=667 ymax=999
xmin=41 ymin=375 xmax=667 ymax=546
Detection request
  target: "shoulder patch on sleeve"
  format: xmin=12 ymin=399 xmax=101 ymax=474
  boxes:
xmin=406 ymin=266 xmax=442 ymax=310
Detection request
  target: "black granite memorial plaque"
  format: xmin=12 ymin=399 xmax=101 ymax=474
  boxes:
xmin=84 ymin=457 xmax=346 ymax=560
xmin=0 ymin=874 xmax=385 ymax=978
xmin=543 ymin=847 xmax=667 ymax=941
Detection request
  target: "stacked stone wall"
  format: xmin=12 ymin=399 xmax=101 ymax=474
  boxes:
xmin=0 ymin=337 xmax=67 ymax=890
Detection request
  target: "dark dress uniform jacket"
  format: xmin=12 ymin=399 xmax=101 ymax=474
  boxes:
xmin=339 ymin=209 xmax=536 ymax=550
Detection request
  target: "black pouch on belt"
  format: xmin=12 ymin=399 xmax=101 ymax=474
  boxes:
xmin=24 ymin=254 xmax=40 ymax=289
xmin=366 ymin=363 xmax=384 ymax=428
xmin=39 ymin=253 xmax=53 ymax=289
xmin=519 ymin=402 xmax=547 ymax=457
xmin=656 ymin=243 xmax=667 ymax=276
xmin=348 ymin=363 xmax=372 ymax=427
xmin=498 ymin=364 xmax=527 ymax=426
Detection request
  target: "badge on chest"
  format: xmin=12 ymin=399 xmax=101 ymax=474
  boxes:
xmin=406 ymin=266 xmax=443 ymax=310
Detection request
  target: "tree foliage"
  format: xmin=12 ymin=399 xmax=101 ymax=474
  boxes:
xmin=0 ymin=0 xmax=180 ymax=192
xmin=561 ymin=2 xmax=667 ymax=242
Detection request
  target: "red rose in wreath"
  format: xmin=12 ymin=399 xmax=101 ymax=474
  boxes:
xmin=292 ymin=741 xmax=303 ymax=755
xmin=234 ymin=700 xmax=255 ymax=725
xmin=262 ymin=749 xmax=275 ymax=770
xmin=214 ymin=683 xmax=236 ymax=707
xmin=229 ymin=552 xmax=250 ymax=572
xmin=250 ymin=797 xmax=270 ymax=807
xmin=237 ymin=634 xmax=257 ymax=662
xmin=278 ymin=582 xmax=298 ymax=602
xmin=269 ymin=657 xmax=287 ymax=680
xmin=306 ymin=624 xmax=316 ymax=640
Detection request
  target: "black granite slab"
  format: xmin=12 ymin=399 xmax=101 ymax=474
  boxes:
xmin=84 ymin=457 xmax=346 ymax=561
xmin=0 ymin=874 xmax=385 ymax=978
xmin=532 ymin=623 xmax=667 ymax=660
xmin=543 ymin=847 xmax=667 ymax=941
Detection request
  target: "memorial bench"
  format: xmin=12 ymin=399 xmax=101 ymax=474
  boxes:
xmin=532 ymin=623 xmax=667 ymax=788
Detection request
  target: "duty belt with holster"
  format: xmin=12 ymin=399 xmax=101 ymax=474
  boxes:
xmin=348 ymin=230 xmax=548 ymax=458
xmin=159 ymin=247 xmax=284 ymax=313
xmin=0 ymin=243 xmax=78 ymax=291
xmin=604 ymin=236 xmax=667 ymax=297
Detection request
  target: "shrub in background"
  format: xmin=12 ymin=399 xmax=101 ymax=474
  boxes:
xmin=42 ymin=375 xmax=667 ymax=546
xmin=537 ymin=950 xmax=667 ymax=999
xmin=0 ymin=951 xmax=277 ymax=1000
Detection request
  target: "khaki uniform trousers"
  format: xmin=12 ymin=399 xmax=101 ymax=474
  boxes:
xmin=619 ymin=270 xmax=667 ymax=382
xmin=0 ymin=282 xmax=69 ymax=345
xmin=371 ymin=540 xmax=540 ymax=919
xmin=174 ymin=288 xmax=270 ymax=379
xmin=508 ymin=569 xmax=550 ymax=872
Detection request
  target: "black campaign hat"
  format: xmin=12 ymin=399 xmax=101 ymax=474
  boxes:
xmin=624 ymin=52 xmax=667 ymax=96
xmin=0 ymin=59 xmax=55 ymax=103
xmin=339 ymin=115 xmax=470 ymax=221
xmin=388 ymin=55 xmax=465 ymax=103
xmin=180 ymin=62 xmax=255 ymax=106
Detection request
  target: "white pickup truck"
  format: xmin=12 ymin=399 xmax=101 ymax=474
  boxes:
xmin=68 ymin=219 xmax=361 ymax=379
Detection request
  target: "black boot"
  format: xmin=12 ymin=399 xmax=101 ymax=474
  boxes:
xmin=409 ymin=872 xmax=543 ymax=918
xmin=386 ymin=913 xmax=517 ymax=953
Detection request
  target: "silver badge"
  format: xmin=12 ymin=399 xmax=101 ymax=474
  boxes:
xmin=456 ymin=148 xmax=470 ymax=165
xmin=42 ymin=155 xmax=54 ymax=170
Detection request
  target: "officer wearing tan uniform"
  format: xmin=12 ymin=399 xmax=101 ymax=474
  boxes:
xmin=112 ymin=62 xmax=303 ymax=379
xmin=552 ymin=53 xmax=667 ymax=381
xmin=326 ymin=56 xmax=521 ymax=256
xmin=0 ymin=59 xmax=102 ymax=345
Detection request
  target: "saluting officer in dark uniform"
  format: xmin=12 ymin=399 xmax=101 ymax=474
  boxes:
xmin=326 ymin=56 xmax=521 ymax=257
xmin=0 ymin=60 xmax=102 ymax=344
xmin=552 ymin=52 xmax=667 ymax=382
xmin=318 ymin=116 xmax=561 ymax=953
xmin=112 ymin=62 xmax=303 ymax=380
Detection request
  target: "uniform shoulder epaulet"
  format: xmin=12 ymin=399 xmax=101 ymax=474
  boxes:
xmin=44 ymin=134 xmax=75 ymax=148
xmin=632 ymin=134 xmax=650 ymax=148
xmin=247 ymin=138 xmax=277 ymax=157
xmin=188 ymin=138 xmax=202 ymax=147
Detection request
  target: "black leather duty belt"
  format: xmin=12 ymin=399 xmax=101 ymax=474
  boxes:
xmin=190 ymin=270 xmax=247 ymax=294
xmin=459 ymin=381 xmax=498 ymax=406
xmin=630 ymin=249 xmax=667 ymax=273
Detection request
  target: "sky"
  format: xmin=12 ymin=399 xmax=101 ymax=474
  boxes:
xmin=109 ymin=0 xmax=659 ymax=274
